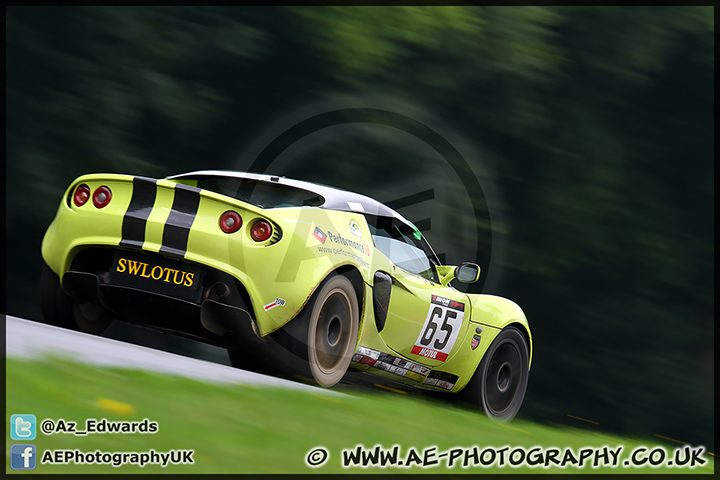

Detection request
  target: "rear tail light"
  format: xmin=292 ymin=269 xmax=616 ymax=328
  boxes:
xmin=73 ymin=184 xmax=91 ymax=207
xmin=220 ymin=211 xmax=242 ymax=233
xmin=93 ymin=186 xmax=112 ymax=208
xmin=250 ymin=219 xmax=272 ymax=242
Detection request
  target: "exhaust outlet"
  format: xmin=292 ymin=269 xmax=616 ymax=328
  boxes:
xmin=212 ymin=282 xmax=230 ymax=299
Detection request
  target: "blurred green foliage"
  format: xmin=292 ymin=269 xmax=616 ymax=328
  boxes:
xmin=6 ymin=6 xmax=713 ymax=449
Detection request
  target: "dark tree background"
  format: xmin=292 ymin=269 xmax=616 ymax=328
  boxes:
xmin=6 ymin=7 xmax=713 ymax=449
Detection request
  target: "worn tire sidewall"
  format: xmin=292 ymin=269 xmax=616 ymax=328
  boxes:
xmin=306 ymin=275 xmax=359 ymax=387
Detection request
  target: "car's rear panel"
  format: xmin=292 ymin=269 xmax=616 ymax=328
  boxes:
xmin=41 ymin=173 xmax=370 ymax=339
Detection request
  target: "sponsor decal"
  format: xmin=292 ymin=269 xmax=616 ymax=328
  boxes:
xmin=349 ymin=220 xmax=362 ymax=238
xmin=435 ymin=380 xmax=455 ymax=390
xmin=374 ymin=361 xmax=393 ymax=372
xmin=376 ymin=362 xmax=412 ymax=377
xmin=356 ymin=346 xmax=380 ymax=360
xmin=393 ymin=358 xmax=430 ymax=376
xmin=326 ymin=230 xmax=371 ymax=256
xmin=403 ymin=370 xmax=425 ymax=382
xmin=389 ymin=365 xmax=407 ymax=376
xmin=378 ymin=353 xmax=395 ymax=363
xmin=391 ymin=358 xmax=426 ymax=375
xmin=108 ymin=251 xmax=203 ymax=302
xmin=471 ymin=334 xmax=481 ymax=350
xmin=411 ymin=346 xmax=444 ymax=361
xmin=263 ymin=297 xmax=286 ymax=311
xmin=423 ymin=371 xmax=459 ymax=391
xmin=411 ymin=364 xmax=431 ymax=375
xmin=313 ymin=227 xmax=327 ymax=244
xmin=431 ymin=295 xmax=465 ymax=312
xmin=351 ymin=348 xmax=429 ymax=383
xmin=427 ymin=371 xmax=458 ymax=382
xmin=358 ymin=356 xmax=377 ymax=367
xmin=316 ymin=245 xmax=370 ymax=270
xmin=114 ymin=258 xmax=197 ymax=287
xmin=393 ymin=358 xmax=412 ymax=369
xmin=412 ymin=295 xmax=466 ymax=362
xmin=352 ymin=354 xmax=377 ymax=367
xmin=408 ymin=221 xmax=422 ymax=240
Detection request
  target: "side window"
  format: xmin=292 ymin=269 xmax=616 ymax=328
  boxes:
xmin=366 ymin=215 xmax=438 ymax=283
xmin=373 ymin=237 xmax=436 ymax=281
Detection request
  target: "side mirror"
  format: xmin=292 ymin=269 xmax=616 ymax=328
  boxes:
xmin=454 ymin=263 xmax=481 ymax=283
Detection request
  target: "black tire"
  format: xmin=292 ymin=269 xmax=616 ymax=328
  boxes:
xmin=40 ymin=263 xmax=113 ymax=334
xmin=277 ymin=275 xmax=359 ymax=387
xmin=72 ymin=301 xmax=113 ymax=334
xmin=463 ymin=326 xmax=529 ymax=421
xmin=40 ymin=263 xmax=75 ymax=329
xmin=227 ymin=342 xmax=284 ymax=377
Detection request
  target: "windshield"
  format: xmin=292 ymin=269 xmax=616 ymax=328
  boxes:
xmin=365 ymin=214 xmax=439 ymax=282
xmin=175 ymin=176 xmax=324 ymax=209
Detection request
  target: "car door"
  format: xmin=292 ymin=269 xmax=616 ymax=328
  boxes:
xmin=381 ymin=267 xmax=470 ymax=367
xmin=367 ymin=215 xmax=471 ymax=367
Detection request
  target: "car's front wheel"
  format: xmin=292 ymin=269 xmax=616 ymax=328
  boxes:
xmin=278 ymin=274 xmax=359 ymax=387
xmin=463 ymin=326 xmax=529 ymax=421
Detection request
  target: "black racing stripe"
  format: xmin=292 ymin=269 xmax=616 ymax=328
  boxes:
xmin=120 ymin=177 xmax=157 ymax=249
xmin=159 ymin=184 xmax=201 ymax=258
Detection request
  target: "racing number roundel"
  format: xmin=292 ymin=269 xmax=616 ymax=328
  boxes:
xmin=412 ymin=295 xmax=465 ymax=362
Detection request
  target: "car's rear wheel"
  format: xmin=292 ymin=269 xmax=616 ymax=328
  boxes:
xmin=40 ymin=263 xmax=75 ymax=329
xmin=278 ymin=274 xmax=359 ymax=387
xmin=72 ymin=301 xmax=113 ymax=334
xmin=228 ymin=342 xmax=283 ymax=377
xmin=40 ymin=263 xmax=113 ymax=334
xmin=463 ymin=326 xmax=529 ymax=421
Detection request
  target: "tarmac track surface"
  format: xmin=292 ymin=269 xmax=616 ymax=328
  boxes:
xmin=5 ymin=315 xmax=341 ymax=395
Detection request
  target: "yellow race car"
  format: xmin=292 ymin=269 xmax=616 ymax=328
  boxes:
xmin=41 ymin=170 xmax=532 ymax=420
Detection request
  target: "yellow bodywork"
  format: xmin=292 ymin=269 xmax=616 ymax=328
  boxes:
xmin=42 ymin=173 xmax=531 ymax=393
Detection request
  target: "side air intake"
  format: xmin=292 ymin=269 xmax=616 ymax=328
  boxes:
xmin=372 ymin=271 xmax=392 ymax=332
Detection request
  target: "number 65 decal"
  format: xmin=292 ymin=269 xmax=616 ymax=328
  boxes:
xmin=412 ymin=295 xmax=465 ymax=361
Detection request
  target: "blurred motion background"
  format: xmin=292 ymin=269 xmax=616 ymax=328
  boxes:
xmin=6 ymin=7 xmax=713 ymax=449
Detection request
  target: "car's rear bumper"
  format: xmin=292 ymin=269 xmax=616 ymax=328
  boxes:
xmin=59 ymin=247 xmax=263 ymax=349
xmin=41 ymin=174 xmax=305 ymax=335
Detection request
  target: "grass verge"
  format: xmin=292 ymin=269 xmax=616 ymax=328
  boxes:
xmin=5 ymin=356 xmax=714 ymax=474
